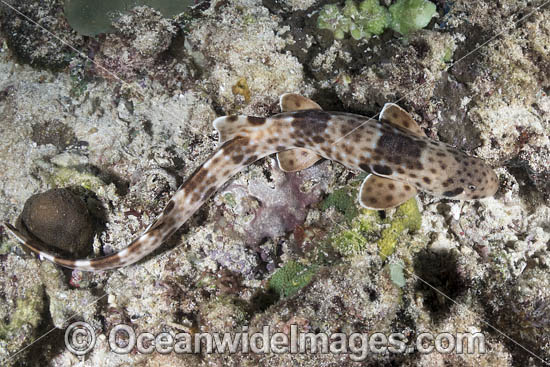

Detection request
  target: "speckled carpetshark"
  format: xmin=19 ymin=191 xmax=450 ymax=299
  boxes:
xmin=4 ymin=94 xmax=498 ymax=271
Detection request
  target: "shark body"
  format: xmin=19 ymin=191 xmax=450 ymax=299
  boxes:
xmin=3 ymin=94 xmax=498 ymax=271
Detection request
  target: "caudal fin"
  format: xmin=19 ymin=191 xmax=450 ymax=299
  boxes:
xmin=3 ymin=222 xmax=99 ymax=270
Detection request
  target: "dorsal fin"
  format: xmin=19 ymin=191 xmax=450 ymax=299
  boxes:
xmin=280 ymin=93 xmax=322 ymax=112
xmin=379 ymin=103 xmax=426 ymax=137
xmin=276 ymin=93 xmax=323 ymax=171
xmin=359 ymin=174 xmax=417 ymax=209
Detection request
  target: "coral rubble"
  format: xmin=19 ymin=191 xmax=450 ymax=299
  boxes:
xmin=0 ymin=0 xmax=549 ymax=365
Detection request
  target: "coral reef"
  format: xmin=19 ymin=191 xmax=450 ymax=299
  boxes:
xmin=0 ymin=0 xmax=84 ymax=70
xmin=0 ymin=0 xmax=549 ymax=366
xmin=0 ymin=255 xmax=44 ymax=365
xmin=39 ymin=262 xmax=99 ymax=328
xmin=334 ymin=29 xmax=457 ymax=111
xmin=94 ymin=6 xmax=177 ymax=80
xmin=215 ymin=161 xmax=331 ymax=248
xmin=63 ymin=0 xmax=194 ymax=36
xmin=199 ymin=295 xmax=248 ymax=333
xmin=185 ymin=0 xmax=307 ymax=111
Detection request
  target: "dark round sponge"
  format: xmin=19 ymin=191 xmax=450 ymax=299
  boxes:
xmin=20 ymin=188 xmax=94 ymax=258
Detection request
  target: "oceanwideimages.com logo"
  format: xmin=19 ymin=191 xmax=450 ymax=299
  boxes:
xmin=65 ymin=322 xmax=486 ymax=361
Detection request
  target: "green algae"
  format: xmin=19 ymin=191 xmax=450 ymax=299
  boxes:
xmin=443 ymin=46 xmax=454 ymax=62
xmin=0 ymin=284 xmax=44 ymax=339
xmin=47 ymin=167 xmax=106 ymax=193
xmin=223 ymin=193 xmax=237 ymax=208
xmin=317 ymin=0 xmax=436 ymax=40
xmin=0 ymin=239 xmax=13 ymax=255
xmin=344 ymin=0 xmax=391 ymax=40
xmin=317 ymin=4 xmax=350 ymax=40
xmin=389 ymin=0 xmax=437 ymax=36
xmin=330 ymin=209 xmax=380 ymax=256
xmin=318 ymin=0 xmax=390 ymax=40
xmin=377 ymin=197 xmax=421 ymax=259
xmin=268 ymin=261 xmax=318 ymax=298
xmin=69 ymin=69 xmax=89 ymax=98
xmin=327 ymin=196 xmax=421 ymax=259
xmin=320 ymin=187 xmax=359 ymax=223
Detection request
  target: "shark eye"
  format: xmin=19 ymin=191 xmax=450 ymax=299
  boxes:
xmin=468 ymin=185 xmax=477 ymax=191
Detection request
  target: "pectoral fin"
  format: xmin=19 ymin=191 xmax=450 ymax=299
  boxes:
xmin=379 ymin=103 xmax=426 ymax=137
xmin=276 ymin=93 xmax=323 ymax=171
xmin=359 ymin=174 xmax=417 ymax=209
xmin=277 ymin=148 xmax=323 ymax=172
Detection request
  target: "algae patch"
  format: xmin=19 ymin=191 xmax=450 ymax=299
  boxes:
xmin=31 ymin=120 xmax=77 ymax=151
xmin=0 ymin=285 xmax=44 ymax=339
xmin=320 ymin=187 xmax=359 ymax=222
xmin=330 ymin=209 xmax=380 ymax=256
xmin=317 ymin=0 xmax=436 ymax=40
xmin=318 ymin=0 xmax=390 ymax=40
xmin=327 ymin=197 xmax=421 ymax=259
xmin=47 ymin=167 xmax=106 ymax=193
xmin=389 ymin=0 xmax=437 ymax=36
xmin=377 ymin=198 xmax=421 ymax=259
xmin=268 ymin=261 xmax=318 ymax=298
xmin=200 ymin=296 xmax=248 ymax=332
